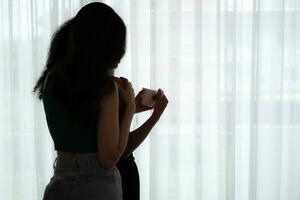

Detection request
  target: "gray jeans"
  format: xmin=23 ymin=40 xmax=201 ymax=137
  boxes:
xmin=42 ymin=154 xmax=123 ymax=200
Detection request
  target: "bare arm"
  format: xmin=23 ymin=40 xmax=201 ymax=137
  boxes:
xmin=120 ymin=114 xmax=159 ymax=159
xmin=96 ymin=81 xmax=134 ymax=169
xmin=119 ymin=88 xmax=168 ymax=159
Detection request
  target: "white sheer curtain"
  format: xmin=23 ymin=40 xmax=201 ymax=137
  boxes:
xmin=1 ymin=0 xmax=300 ymax=199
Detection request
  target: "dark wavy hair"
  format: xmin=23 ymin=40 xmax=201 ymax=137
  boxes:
xmin=32 ymin=2 xmax=126 ymax=122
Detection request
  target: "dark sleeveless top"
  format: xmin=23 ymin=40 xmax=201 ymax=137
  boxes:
xmin=42 ymin=72 xmax=98 ymax=153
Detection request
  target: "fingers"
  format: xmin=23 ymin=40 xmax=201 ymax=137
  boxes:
xmin=139 ymin=88 xmax=146 ymax=94
xmin=120 ymin=77 xmax=128 ymax=82
xmin=154 ymin=89 xmax=168 ymax=105
xmin=120 ymin=77 xmax=129 ymax=85
xmin=158 ymin=89 xmax=164 ymax=96
xmin=119 ymin=77 xmax=133 ymax=90
xmin=155 ymin=89 xmax=165 ymax=99
xmin=135 ymin=90 xmax=144 ymax=98
xmin=123 ymin=78 xmax=132 ymax=88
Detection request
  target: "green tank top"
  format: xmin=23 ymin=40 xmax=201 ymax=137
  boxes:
xmin=42 ymin=72 xmax=98 ymax=153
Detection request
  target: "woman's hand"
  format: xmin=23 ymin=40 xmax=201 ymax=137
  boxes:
xmin=118 ymin=77 xmax=136 ymax=113
xmin=151 ymin=88 xmax=168 ymax=120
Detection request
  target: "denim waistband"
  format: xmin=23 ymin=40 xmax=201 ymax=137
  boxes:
xmin=52 ymin=154 xmax=118 ymax=180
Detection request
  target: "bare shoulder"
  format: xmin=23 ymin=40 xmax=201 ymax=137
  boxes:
xmin=98 ymin=80 xmax=119 ymax=106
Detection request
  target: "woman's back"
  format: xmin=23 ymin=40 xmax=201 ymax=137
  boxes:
xmin=42 ymin=71 xmax=98 ymax=153
xmin=42 ymin=71 xmax=124 ymax=200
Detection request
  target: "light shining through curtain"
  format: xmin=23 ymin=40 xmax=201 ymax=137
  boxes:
xmin=0 ymin=0 xmax=300 ymax=200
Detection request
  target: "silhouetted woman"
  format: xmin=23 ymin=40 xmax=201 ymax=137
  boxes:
xmin=33 ymin=2 xmax=132 ymax=199
xmin=33 ymin=2 xmax=168 ymax=200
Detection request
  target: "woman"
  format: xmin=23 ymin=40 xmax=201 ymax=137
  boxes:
xmin=32 ymin=2 xmax=168 ymax=200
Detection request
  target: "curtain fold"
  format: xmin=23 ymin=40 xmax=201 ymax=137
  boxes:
xmin=0 ymin=0 xmax=299 ymax=199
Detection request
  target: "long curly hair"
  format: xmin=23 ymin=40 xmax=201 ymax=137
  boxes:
xmin=32 ymin=2 xmax=126 ymax=122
